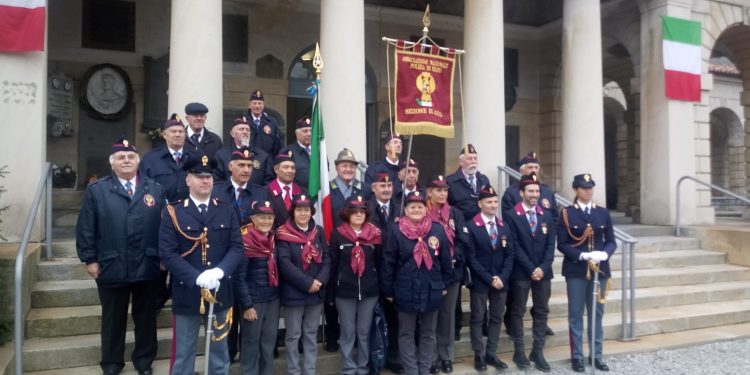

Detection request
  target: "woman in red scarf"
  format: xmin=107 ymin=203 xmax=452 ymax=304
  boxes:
xmin=425 ymin=175 xmax=469 ymax=374
xmin=327 ymin=194 xmax=382 ymax=374
xmin=381 ymin=191 xmax=453 ymax=375
xmin=276 ymin=194 xmax=329 ymax=375
xmin=233 ymin=201 xmax=278 ymax=375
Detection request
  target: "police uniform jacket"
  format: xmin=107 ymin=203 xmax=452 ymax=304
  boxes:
xmin=329 ymin=179 xmax=362 ymax=229
xmin=139 ymin=146 xmax=191 ymax=203
xmin=277 ymin=223 xmax=330 ymax=307
xmin=367 ymin=198 xmax=402 ymax=236
xmin=211 ymin=180 xmax=268 ymax=226
xmin=380 ymin=221 xmax=453 ymax=314
xmin=364 ymin=159 xmax=403 ymax=199
xmin=247 ymin=111 xmax=283 ymax=157
xmin=279 ymin=142 xmax=311 ymax=190
xmin=233 ymin=246 xmax=279 ymax=311
xmin=184 ymin=128 xmax=223 ymax=158
xmin=465 ymin=213 xmax=514 ymax=294
xmin=76 ymin=174 xmax=165 ymax=286
xmin=502 ymin=203 xmax=556 ymax=281
xmin=326 ymin=225 xmax=381 ymax=302
xmin=557 ymin=202 xmax=616 ymax=279
xmin=158 ymin=198 xmax=244 ymax=315
xmin=213 ymin=144 xmax=274 ymax=186
xmin=265 ymin=180 xmax=305 ymax=228
xmin=446 ymin=168 xmax=491 ymax=221
xmin=501 ymin=183 xmax=559 ymax=224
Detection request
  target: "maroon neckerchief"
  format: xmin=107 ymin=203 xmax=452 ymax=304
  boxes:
xmin=241 ymin=225 xmax=278 ymax=287
xmin=427 ymin=202 xmax=455 ymax=256
xmin=336 ymin=222 xmax=382 ymax=277
xmin=398 ymin=216 xmax=434 ymax=270
xmin=276 ymin=220 xmax=321 ymax=271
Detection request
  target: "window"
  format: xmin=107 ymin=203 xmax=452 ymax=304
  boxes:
xmin=223 ymin=14 xmax=248 ymax=63
xmin=81 ymin=0 xmax=135 ymax=52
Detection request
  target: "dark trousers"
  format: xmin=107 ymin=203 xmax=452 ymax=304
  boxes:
xmin=566 ymin=277 xmax=607 ymax=360
xmin=454 ymin=285 xmax=463 ymax=335
xmin=508 ymin=279 xmax=551 ymax=352
xmin=228 ymin=302 xmax=241 ymax=361
xmin=324 ymin=302 xmax=340 ymax=345
xmin=97 ymin=280 xmax=159 ymax=373
xmin=382 ymin=297 xmax=401 ymax=364
xmin=469 ymin=288 xmax=506 ymax=357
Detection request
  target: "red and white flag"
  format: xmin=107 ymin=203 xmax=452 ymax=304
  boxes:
xmin=0 ymin=0 xmax=45 ymax=52
xmin=662 ymin=16 xmax=701 ymax=102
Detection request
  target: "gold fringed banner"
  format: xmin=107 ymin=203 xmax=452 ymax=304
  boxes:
xmin=394 ymin=48 xmax=455 ymax=138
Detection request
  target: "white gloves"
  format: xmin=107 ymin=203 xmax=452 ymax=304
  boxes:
xmin=196 ymin=268 xmax=224 ymax=289
xmin=581 ymin=251 xmax=608 ymax=262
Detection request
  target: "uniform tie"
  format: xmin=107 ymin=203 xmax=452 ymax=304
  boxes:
xmin=235 ymin=187 xmax=243 ymax=202
xmin=124 ymin=181 xmax=133 ymax=198
xmin=488 ymin=220 xmax=498 ymax=247
xmin=527 ymin=209 xmax=538 ymax=234
xmin=173 ymin=151 xmax=182 ymax=163
xmin=190 ymin=133 xmax=200 ymax=145
xmin=254 ymin=118 xmax=261 ymax=131
xmin=468 ymin=175 xmax=476 ymax=193
xmin=199 ymin=203 xmax=207 ymax=216
xmin=283 ymin=186 xmax=292 ymax=209
xmin=381 ymin=204 xmax=389 ymax=221
xmin=585 ymin=206 xmax=591 ymax=216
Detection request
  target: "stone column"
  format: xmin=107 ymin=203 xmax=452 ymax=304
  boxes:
xmin=168 ymin=0 xmax=223 ymax=138
xmin=639 ymin=0 xmax=707 ymax=225
xmin=463 ymin=0 xmax=504 ymax=186
xmin=320 ymin=0 xmax=366 ymax=164
xmin=560 ymin=0 xmax=607 ymax=204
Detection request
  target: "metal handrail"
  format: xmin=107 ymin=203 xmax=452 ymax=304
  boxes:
xmin=675 ymin=176 xmax=750 ymax=236
xmin=497 ymin=165 xmax=637 ymax=341
xmin=14 ymin=162 xmax=53 ymax=375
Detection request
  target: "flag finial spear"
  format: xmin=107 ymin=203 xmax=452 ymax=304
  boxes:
xmin=422 ymin=4 xmax=431 ymax=37
xmin=313 ymin=42 xmax=323 ymax=80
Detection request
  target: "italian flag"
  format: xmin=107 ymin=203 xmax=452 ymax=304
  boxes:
xmin=662 ymin=16 xmax=701 ymax=102
xmin=308 ymin=80 xmax=333 ymax=240
xmin=0 ymin=0 xmax=45 ymax=52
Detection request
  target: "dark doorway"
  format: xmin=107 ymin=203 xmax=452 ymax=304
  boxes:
xmin=78 ymin=110 xmax=134 ymax=188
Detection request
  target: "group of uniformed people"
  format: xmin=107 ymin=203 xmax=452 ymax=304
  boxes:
xmin=76 ymin=89 xmax=616 ymax=375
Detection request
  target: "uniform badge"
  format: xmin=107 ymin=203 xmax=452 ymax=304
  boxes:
xmin=541 ymin=223 xmax=548 ymax=235
xmin=143 ymin=194 xmax=155 ymax=207
xmin=253 ymin=160 xmax=261 ymax=169
xmin=542 ymin=198 xmax=550 ymax=209
xmin=240 ymin=226 xmax=248 ymax=235
xmin=428 ymin=236 xmax=439 ymax=249
xmin=448 ymin=218 xmax=455 ymax=231
xmin=264 ymin=125 xmax=271 ymax=134
xmin=501 ymin=237 xmax=507 ymax=247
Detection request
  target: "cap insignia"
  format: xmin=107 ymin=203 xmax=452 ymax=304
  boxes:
xmin=357 ymin=196 xmax=363 ymax=202
xmin=243 ymin=150 xmax=250 ymax=158
xmin=532 ymin=174 xmax=537 ymax=181
xmin=288 ymin=150 xmax=293 ymax=157
xmin=384 ymin=175 xmax=390 ymax=183
xmin=201 ymin=155 xmax=208 ymax=166
xmin=123 ymin=140 xmax=129 ymax=147
xmin=300 ymin=195 xmax=306 ymax=200
xmin=438 ymin=175 xmax=443 ymax=181
xmin=255 ymin=90 xmax=261 ymax=96
xmin=264 ymin=201 xmax=271 ymax=207
xmin=584 ymin=174 xmax=591 ymax=182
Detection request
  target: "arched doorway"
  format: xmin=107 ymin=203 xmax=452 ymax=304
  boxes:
xmin=287 ymin=45 xmax=377 ymax=156
xmin=709 ymin=107 xmax=744 ymax=203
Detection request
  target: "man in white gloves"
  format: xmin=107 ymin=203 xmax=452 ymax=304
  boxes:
xmin=557 ymin=174 xmax=616 ymax=373
xmin=159 ymin=153 xmax=243 ymax=375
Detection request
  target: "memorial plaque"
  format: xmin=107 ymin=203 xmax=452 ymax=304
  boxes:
xmin=47 ymin=70 xmax=74 ymax=137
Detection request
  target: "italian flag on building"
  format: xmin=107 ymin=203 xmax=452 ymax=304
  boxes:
xmin=662 ymin=16 xmax=702 ymax=102
xmin=0 ymin=0 xmax=45 ymax=52
xmin=308 ymin=80 xmax=333 ymax=240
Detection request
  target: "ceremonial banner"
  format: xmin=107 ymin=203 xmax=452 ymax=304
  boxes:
xmin=0 ymin=0 xmax=45 ymax=52
xmin=394 ymin=48 xmax=455 ymax=138
xmin=662 ymin=16 xmax=701 ymax=102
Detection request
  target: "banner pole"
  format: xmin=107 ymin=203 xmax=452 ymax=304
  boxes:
xmin=400 ymin=134 xmax=414 ymax=212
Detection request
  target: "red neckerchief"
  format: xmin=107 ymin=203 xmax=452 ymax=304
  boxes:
xmin=268 ymin=179 xmax=301 ymax=199
xmin=336 ymin=222 xmax=382 ymax=277
xmin=276 ymin=220 xmax=321 ymax=271
xmin=427 ymin=202 xmax=455 ymax=256
xmin=241 ymin=225 xmax=278 ymax=287
xmin=398 ymin=216 xmax=434 ymax=270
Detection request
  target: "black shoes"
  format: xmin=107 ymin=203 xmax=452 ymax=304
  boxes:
xmin=473 ymin=355 xmax=487 ymax=372
xmin=512 ymin=351 xmax=530 ymax=368
xmin=590 ymin=358 xmax=610 ymax=371
xmin=138 ymin=370 xmax=153 ymax=375
xmin=571 ymin=358 xmax=586 ymax=372
xmin=454 ymin=330 xmax=461 ymax=341
xmin=529 ymin=350 xmax=551 ymax=372
xmin=440 ymin=360 xmax=453 ymax=374
xmin=484 ymin=354 xmax=508 ymax=369
xmin=429 ymin=362 xmax=439 ymax=374
xmin=324 ymin=341 xmax=339 ymax=352
xmin=545 ymin=325 xmax=555 ymax=336
xmin=386 ymin=362 xmax=405 ymax=374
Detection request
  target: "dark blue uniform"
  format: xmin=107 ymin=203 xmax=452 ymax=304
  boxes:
xmin=280 ymin=142 xmax=311 ymax=190
xmin=503 ymin=203 xmax=556 ymax=354
xmin=329 ymin=179 xmax=362 ymax=229
xmin=364 ymin=160 xmax=403 ymax=199
xmin=557 ymin=202 xmax=616 ymax=363
xmin=247 ymin=111 xmax=283 ymax=157
xmin=76 ymin=174 xmax=165 ymax=374
xmin=465 ymin=213 xmax=514 ymax=359
xmin=446 ymin=169 xmax=492 ymax=221
xmin=213 ymin=144 xmax=274 ymax=186
xmin=158 ymin=198 xmax=244 ymax=315
xmin=501 ymin=183 xmax=559 ymax=223
xmin=184 ymin=128 xmax=223 ymax=158
xmin=211 ymin=180 xmax=268 ymax=226
xmin=367 ymin=198 xmax=402 ymax=235
xmin=139 ymin=147 xmax=191 ymax=203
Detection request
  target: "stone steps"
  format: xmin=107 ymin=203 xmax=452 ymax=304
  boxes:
xmin=23 ymin=298 xmax=750 ymax=373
